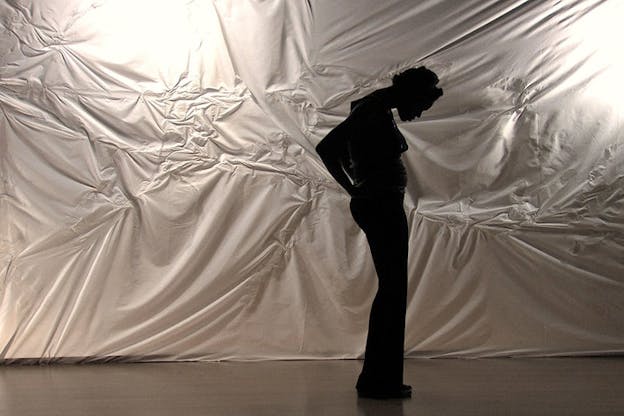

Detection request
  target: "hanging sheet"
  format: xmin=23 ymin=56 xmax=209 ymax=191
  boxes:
xmin=0 ymin=0 xmax=622 ymax=363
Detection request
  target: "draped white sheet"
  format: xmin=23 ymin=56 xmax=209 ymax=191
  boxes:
xmin=1 ymin=0 xmax=622 ymax=363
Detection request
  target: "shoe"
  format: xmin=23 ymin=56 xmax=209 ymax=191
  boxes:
xmin=357 ymin=384 xmax=412 ymax=399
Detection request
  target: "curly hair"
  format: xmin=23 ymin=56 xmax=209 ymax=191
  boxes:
xmin=392 ymin=66 xmax=439 ymax=90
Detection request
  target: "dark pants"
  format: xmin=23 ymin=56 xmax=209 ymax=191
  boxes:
xmin=350 ymin=193 xmax=408 ymax=389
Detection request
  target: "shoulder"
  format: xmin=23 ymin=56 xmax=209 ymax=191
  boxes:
xmin=349 ymin=92 xmax=396 ymax=130
xmin=350 ymin=92 xmax=385 ymax=116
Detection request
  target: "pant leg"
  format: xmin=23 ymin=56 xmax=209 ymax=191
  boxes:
xmin=350 ymin=194 xmax=408 ymax=388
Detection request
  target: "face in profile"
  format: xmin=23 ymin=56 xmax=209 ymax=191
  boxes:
xmin=393 ymin=67 xmax=443 ymax=121
xmin=397 ymin=83 xmax=443 ymax=121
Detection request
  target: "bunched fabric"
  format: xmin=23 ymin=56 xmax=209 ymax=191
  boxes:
xmin=0 ymin=0 xmax=623 ymax=363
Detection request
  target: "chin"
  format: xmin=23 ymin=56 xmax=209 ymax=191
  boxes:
xmin=399 ymin=109 xmax=422 ymax=121
xmin=399 ymin=112 xmax=415 ymax=121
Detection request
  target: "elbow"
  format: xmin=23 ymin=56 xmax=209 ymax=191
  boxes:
xmin=315 ymin=141 xmax=331 ymax=160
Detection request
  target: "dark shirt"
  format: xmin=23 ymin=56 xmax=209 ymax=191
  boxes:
xmin=347 ymin=94 xmax=408 ymax=197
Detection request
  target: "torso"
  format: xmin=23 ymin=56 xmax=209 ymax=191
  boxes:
xmin=344 ymin=94 xmax=408 ymax=197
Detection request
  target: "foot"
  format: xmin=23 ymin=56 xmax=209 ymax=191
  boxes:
xmin=357 ymin=383 xmax=412 ymax=399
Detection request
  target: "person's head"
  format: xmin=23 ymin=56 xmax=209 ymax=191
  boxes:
xmin=392 ymin=66 xmax=443 ymax=121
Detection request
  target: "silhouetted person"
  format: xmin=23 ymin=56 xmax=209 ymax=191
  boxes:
xmin=316 ymin=66 xmax=443 ymax=399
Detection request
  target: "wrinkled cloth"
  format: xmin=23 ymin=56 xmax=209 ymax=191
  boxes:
xmin=0 ymin=0 xmax=623 ymax=363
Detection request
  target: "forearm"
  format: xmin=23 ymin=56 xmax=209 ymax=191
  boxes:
xmin=317 ymin=154 xmax=356 ymax=195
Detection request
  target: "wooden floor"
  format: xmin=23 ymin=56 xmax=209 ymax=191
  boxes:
xmin=1 ymin=358 xmax=623 ymax=415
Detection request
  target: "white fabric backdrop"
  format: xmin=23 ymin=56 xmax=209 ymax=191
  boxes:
xmin=1 ymin=0 xmax=622 ymax=363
